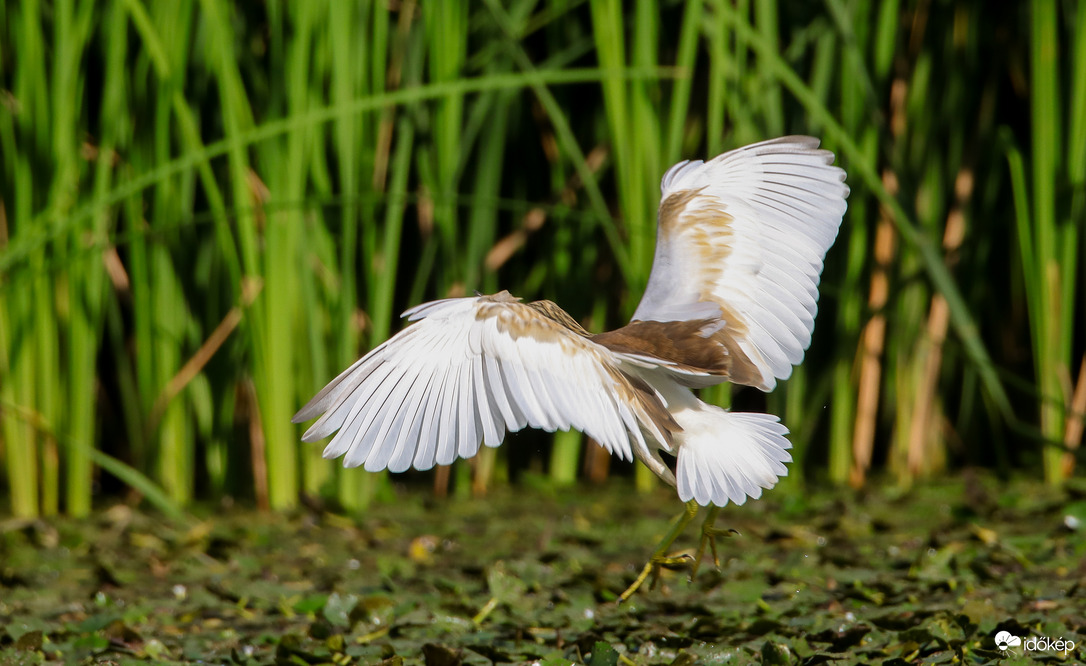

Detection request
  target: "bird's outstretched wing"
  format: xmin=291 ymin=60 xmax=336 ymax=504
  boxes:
xmin=632 ymin=135 xmax=849 ymax=390
xmin=292 ymin=292 xmax=677 ymax=473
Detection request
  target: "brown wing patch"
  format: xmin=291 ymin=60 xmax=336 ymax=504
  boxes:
xmin=593 ymin=319 xmax=729 ymax=375
xmin=650 ymin=189 xmax=771 ymax=389
xmin=475 ymin=296 xmax=593 ymax=359
xmin=658 ymin=188 xmax=709 ymax=233
xmin=526 ymin=300 xmax=592 ymax=337
xmin=709 ymin=329 xmax=765 ymax=388
xmin=477 ymin=292 xmax=591 ymax=337
xmin=594 ymin=318 xmax=767 ymax=388
xmin=616 ymin=368 xmax=682 ymax=444
xmin=475 ymin=293 xmax=678 ymax=447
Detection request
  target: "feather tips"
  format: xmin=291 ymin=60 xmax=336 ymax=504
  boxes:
xmin=293 ymin=295 xmax=673 ymax=474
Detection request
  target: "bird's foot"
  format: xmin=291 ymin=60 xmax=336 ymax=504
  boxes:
xmin=617 ymin=499 xmax=700 ymax=603
xmin=618 ymin=553 xmax=694 ymax=602
xmin=694 ymin=529 xmax=740 ymax=577
xmin=693 ymin=525 xmax=740 ymax=572
xmin=690 ymin=505 xmax=740 ymax=579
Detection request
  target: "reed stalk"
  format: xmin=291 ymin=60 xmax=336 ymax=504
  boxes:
xmin=2 ymin=1 xmax=1081 ymax=516
xmin=1000 ymin=1 xmax=1084 ymax=485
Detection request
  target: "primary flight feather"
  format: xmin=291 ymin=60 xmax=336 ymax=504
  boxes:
xmin=294 ymin=135 xmax=849 ymax=509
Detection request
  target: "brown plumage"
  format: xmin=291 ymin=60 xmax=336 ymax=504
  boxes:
xmin=592 ymin=319 xmax=729 ymax=378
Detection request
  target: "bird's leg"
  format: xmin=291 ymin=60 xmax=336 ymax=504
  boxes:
xmin=690 ymin=505 xmax=740 ymax=578
xmin=618 ymin=499 xmax=700 ymax=603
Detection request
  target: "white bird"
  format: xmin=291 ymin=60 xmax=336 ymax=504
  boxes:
xmin=294 ymin=136 xmax=848 ymax=598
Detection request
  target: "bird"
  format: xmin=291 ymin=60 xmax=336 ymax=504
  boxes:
xmin=294 ymin=135 xmax=849 ymax=599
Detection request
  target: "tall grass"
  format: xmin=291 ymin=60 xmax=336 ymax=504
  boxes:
xmin=1 ymin=1 xmax=1082 ymax=518
xmin=1008 ymin=0 xmax=1085 ymax=483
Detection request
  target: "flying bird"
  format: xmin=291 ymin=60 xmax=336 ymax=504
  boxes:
xmin=294 ymin=136 xmax=848 ymax=599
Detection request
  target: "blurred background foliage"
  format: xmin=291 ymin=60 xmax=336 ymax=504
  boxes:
xmin=1 ymin=0 xmax=1083 ymax=519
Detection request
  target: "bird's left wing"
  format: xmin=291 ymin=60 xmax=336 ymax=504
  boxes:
xmin=293 ymin=293 xmax=676 ymax=473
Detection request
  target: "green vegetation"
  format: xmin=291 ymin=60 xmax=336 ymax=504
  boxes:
xmin=1 ymin=1 xmax=1084 ymax=517
xmin=1 ymin=480 xmax=1083 ymax=663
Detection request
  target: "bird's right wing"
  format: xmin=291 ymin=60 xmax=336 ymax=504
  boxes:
xmin=293 ymin=293 xmax=677 ymax=473
xmin=632 ymin=136 xmax=849 ymax=390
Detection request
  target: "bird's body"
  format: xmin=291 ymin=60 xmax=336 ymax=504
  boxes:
xmin=295 ymin=136 xmax=848 ymax=593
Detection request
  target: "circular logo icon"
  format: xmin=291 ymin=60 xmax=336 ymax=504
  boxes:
xmin=995 ymin=631 xmax=1021 ymax=651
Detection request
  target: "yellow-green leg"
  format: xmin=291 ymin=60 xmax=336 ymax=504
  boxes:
xmin=619 ymin=499 xmax=700 ymax=603
xmin=690 ymin=505 xmax=740 ymax=578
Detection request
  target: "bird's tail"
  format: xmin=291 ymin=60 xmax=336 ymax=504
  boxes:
xmin=673 ymin=403 xmax=792 ymax=507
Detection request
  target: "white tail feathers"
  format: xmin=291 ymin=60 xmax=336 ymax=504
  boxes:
xmin=674 ymin=406 xmax=792 ymax=507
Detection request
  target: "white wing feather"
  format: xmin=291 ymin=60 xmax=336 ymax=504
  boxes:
xmin=633 ymin=136 xmax=849 ymax=390
xmin=296 ymin=136 xmax=849 ymax=508
xmin=293 ymin=296 xmax=657 ymax=472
